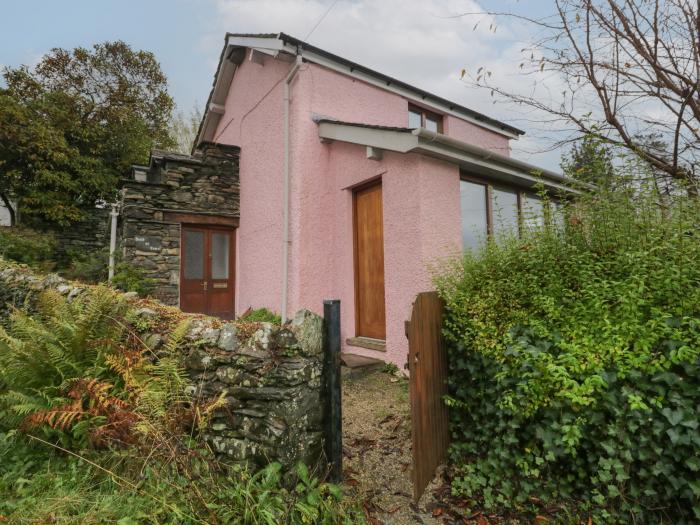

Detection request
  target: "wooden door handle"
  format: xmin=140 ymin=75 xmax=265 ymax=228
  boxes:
xmin=202 ymin=281 xmax=208 ymax=291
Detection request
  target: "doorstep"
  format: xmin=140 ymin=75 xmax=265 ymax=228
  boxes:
xmin=346 ymin=336 xmax=386 ymax=352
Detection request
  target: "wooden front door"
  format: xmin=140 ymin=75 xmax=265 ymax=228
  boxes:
xmin=180 ymin=226 xmax=235 ymax=319
xmin=353 ymin=181 xmax=386 ymax=339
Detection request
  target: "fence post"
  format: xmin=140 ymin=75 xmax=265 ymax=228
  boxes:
xmin=323 ymin=299 xmax=342 ymax=483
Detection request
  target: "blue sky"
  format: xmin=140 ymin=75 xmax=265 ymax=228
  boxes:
xmin=1 ymin=0 xmax=564 ymax=169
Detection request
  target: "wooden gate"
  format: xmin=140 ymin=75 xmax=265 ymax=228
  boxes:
xmin=405 ymin=291 xmax=450 ymax=503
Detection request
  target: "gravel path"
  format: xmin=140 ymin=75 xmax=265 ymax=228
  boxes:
xmin=341 ymin=366 xmax=451 ymax=525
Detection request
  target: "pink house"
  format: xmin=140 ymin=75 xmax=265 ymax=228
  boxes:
xmin=193 ymin=33 xmax=580 ymax=369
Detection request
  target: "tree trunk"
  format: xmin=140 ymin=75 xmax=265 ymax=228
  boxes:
xmin=0 ymin=193 xmax=16 ymax=226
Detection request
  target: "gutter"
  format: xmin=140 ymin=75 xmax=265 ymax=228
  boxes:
xmin=412 ymin=129 xmax=594 ymax=191
xmin=281 ymin=55 xmax=303 ymax=323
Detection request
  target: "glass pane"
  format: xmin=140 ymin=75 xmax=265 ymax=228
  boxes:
xmin=522 ymin=194 xmax=544 ymax=230
xmin=425 ymin=116 xmax=440 ymax=132
xmin=211 ymin=232 xmax=230 ymax=280
xmin=183 ymin=230 xmax=204 ymax=279
xmin=460 ymin=180 xmax=488 ymax=251
xmin=551 ymin=200 xmax=565 ymax=229
xmin=408 ymin=109 xmax=422 ymax=128
xmin=491 ymin=187 xmax=519 ymax=238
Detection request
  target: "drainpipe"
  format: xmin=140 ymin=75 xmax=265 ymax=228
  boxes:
xmin=108 ymin=203 xmax=119 ymax=280
xmin=281 ymin=54 xmax=303 ymax=323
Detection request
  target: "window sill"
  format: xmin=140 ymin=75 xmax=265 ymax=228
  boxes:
xmin=346 ymin=336 xmax=386 ymax=352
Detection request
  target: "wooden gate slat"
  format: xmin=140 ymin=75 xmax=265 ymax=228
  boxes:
xmin=407 ymin=291 xmax=449 ymax=503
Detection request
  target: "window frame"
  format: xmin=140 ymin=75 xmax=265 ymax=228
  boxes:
xmin=459 ymin=173 xmax=564 ymax=245
xmin=408 ymin=103 xmax=444 ymax=133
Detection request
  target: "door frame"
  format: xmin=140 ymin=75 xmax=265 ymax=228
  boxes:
xmin=179 ymin=223 xmax=236 ymax=318
xmin=352 ymin=178 xmax=386 ymax=340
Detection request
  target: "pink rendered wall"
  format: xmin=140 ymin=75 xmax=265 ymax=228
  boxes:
xmin=286 ymin=62 xmax=463 ymax=367
xmin=303 ymin=63 xmax=510 ymax=152
xmin=212 ymin=53 xmax=505 ymax=367
xmin=212 ymin=52 xmax=291 ymax=315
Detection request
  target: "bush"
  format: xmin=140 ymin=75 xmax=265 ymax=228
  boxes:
xmin=0 ymin=226 xmax=57 ymax=269
xmin=61 ymin=246 xmax=110 ymax=283
xmin=111 ymin=260 xmax=155 ymax=297
xmin=435 ymin=187 xmax=700 ymax=523
xmin=240 ymin=307 xmax=283 ymax=324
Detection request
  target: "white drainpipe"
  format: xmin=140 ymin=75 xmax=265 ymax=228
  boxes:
xmin=281 ymin=55 xmax=303 ymax=323
xmin=108 ymin=203 xmax=119 ymax=280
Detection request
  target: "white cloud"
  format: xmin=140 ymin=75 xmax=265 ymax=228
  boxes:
xmin=205 ymin=0 xmax=568 ymax=170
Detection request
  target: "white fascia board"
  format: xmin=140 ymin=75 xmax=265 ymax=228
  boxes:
xmin=300 ymin=47 xmax=519 ymax=140
xmin=226 ymin=35 xmax=287 ymax=52
xmin=318 ymin=122 xmax=414 ymax=153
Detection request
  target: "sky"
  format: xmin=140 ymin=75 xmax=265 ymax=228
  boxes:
xmin=0 ymin=0 xmax=566 ymax=170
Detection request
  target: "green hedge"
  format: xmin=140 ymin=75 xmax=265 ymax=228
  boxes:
xmin=436 ymin=189 xmax=700 ymax=523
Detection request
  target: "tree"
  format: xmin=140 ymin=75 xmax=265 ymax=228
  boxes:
xmin=0 ymin=41 xmax=174 ymax=225
xmin=462 ymin=0 xmax=700 ymax=191
xmin=170 ymin=105 xmax=202 ymax=155
xmin=561 ymin=134 xmax=616 ymax=186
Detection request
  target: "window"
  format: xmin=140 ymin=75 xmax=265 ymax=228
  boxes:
xmin=491 ymin=187 xmax=519 ymax=237
xmin=460 ymin=180 xmax=488 ymax=251
xmin=459 ymin=175 xmax=564 ymax=251
xmin=408 ymin=104 xmax=443 ymax=132
xmin=522 ymin=194 xmax=544 ymax=230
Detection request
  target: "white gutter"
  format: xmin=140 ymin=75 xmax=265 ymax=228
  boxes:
xmin=108 ymin=203 xmax=119 ymax=280
xmin=281 ymin=55 xmax=303 ymax=323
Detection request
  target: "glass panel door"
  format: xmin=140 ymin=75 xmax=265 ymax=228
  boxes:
xmin=460 ymin=180 xmax=488 ymax=251
xmin=211 ymin=232 xmax=230 ymax=280
xmin=183 ymin=230 xmax=205 ymax=279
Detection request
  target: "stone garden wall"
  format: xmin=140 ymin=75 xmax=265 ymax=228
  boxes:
xmin=0 ymin=260 xmax=326 ymax=470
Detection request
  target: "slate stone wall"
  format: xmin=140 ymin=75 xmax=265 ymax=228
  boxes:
xmin=0 ymin=260 xmax=326 ymax=470
xmin=120 ymin=143 xmax=240 ymax=305
xmin=54 ymin=207 xmax=112 ymax=261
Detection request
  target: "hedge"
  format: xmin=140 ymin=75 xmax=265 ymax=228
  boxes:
xmin=435 ymin=189 xmax=700 ymax=523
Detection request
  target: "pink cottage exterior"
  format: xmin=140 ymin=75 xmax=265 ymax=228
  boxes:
xmin=196 ymin=33 xmax=574 ymax=369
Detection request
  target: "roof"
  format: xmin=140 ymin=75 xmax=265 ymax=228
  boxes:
xmin=236 ymin=32 xmax=525 ymax=137
xmin=194 ymin=32 xmax=525 ymax=149
xmin=316 ymin=119 xmax=592 ymax=194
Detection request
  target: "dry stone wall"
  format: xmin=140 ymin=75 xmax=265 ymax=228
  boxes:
xmin=0 ymin=260 xmax=326 ymax=470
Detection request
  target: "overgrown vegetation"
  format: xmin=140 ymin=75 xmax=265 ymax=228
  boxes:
xmin=0 ymin=230 xmax=154 ymax=297
xmin=0 ymin=286 xmax=363 ymax=523
xmin=436 ymin=179 xmax=700 ymax=523
xmin=240 ymin=307 xmax=283 ymax=324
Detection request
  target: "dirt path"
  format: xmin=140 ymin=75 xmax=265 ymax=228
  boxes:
xmin=342 ymin=365 xmax=447 ymax=525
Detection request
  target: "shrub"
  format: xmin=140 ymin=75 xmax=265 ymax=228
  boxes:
xmin=61 ymin=246 xmax=110 ymax=283
xmin=0 ymin=226 xmax=57 ymax=269
xmin=435 ymin=187 xmax=700 ymax=523
xmin=111 ymin=260 xmax=155 ymax=297
xmin=240 ymin=307 xmax=283 ymax=324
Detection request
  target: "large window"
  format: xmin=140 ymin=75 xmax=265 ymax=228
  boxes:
xmin=459 ymin=176 xmax=563 ymax=251
xmin=491 ymin=187 xmax=519 ymax=237
xmin=460 ymin=180 xmax=488 ymax=251
xmin=408 ymin=104 xmax=443 ymax=132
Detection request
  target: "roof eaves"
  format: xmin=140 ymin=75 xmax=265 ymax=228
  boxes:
xmin=316 ymin=120 xmax=586 ymax=193
xmin=223 ymin=32 xmax=525 ymax=137
xmin=277 ymin=32 xmax=525 ymax=137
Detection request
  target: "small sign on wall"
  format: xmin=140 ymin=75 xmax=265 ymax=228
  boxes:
xmin=134 ymin=235 xmax=162 ymax=252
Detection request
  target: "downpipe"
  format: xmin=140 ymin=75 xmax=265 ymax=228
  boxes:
xmin=281 ymin=54 xmax=303 ymax=323
xmin=108 ymin=203 xmax=119 ymax=280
